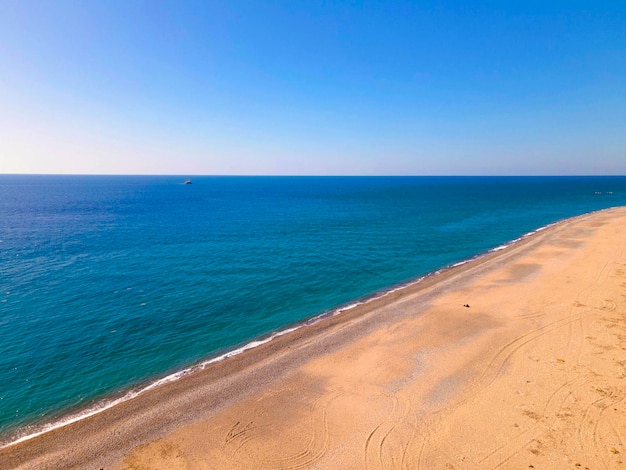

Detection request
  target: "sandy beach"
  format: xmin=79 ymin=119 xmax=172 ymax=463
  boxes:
xmin=2 ymin=207 xmax=626 ymax=470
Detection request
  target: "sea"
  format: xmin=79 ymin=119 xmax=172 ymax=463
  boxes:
xmin=1 ymin=175 xmax=625 ymax=445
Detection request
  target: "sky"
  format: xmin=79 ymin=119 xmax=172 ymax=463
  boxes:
xmin=0 ymin=1 xmax=624 ymax=175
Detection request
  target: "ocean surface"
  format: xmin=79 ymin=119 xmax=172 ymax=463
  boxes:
xmin=1 ymin=175 xmax=625 ymax=444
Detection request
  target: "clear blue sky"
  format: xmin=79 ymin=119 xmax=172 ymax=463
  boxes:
xmin=1 ymin=1 xmax=624 ymax=175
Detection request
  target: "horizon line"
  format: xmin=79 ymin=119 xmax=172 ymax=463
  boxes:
xmin=1 ymin=173 xmax=625 ymax=178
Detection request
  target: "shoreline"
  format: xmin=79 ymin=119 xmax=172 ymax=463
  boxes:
xmin=0 ymin=206 xmax=618 ymax=451
xmin=2 ymin=205 xmax=626 ymax=469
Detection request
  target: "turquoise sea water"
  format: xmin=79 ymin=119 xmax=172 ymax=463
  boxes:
xmin=1 ymin=175 xmax=625 ymax=443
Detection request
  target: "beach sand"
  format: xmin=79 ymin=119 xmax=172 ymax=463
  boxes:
xmin=2 ymin=207 xmax=626 ymax=469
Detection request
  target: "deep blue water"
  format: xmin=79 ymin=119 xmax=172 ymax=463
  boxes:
xmin=1 ymin=175 xmax=625 ymax=442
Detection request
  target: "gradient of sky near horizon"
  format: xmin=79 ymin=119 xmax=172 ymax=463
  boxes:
xmin=0 ymin=1 xmax=624 ymax=175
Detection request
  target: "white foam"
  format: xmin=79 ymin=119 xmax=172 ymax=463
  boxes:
xmin=336 ymin=302 xmax=362 ymax=313
xmin=452 ymin=260 xmax=470 ymax=267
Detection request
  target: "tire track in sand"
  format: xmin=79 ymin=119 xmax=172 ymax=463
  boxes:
xmin=363 ymin=393 xmax=414 ymax=470
xmin=576 ymin=386 xmax=626 ymax=469
xmin=479 ymin=377 xmax=587 ymax=469
xmin=223 ymin=389 xmax=340 ymax=469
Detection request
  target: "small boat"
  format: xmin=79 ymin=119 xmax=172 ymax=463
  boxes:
xmin=183 ymin=179 xmax=192 ymax=185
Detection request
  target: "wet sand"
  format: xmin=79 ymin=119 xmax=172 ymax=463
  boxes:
xmin=2 ymin=207 xmax=626 ymax=469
